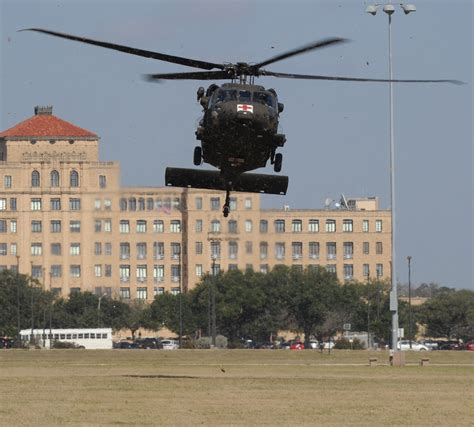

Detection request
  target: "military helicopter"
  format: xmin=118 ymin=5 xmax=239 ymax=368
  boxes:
xmin=22 ymin=28 xmax=461 ymax=216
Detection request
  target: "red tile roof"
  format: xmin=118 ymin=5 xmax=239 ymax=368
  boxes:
xmin=0 ymin=113 xmax=97 ymax=139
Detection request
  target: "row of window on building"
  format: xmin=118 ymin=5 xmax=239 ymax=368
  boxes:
xmin=3 ymin=171 xmax=104 ymax=189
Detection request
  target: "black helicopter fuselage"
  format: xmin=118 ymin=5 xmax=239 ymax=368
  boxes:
xmin=195 ymin=83 xmax=286 ymax=179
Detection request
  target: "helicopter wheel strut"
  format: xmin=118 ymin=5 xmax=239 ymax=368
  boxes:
xmin=223 ymin=190 xmax=231 ymax=217
xmin=193 ymin=146 xmax=202 ymax=166
xmin=274 ymin=153 xmax=283 ymax=172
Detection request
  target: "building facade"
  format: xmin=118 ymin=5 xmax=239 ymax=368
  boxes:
xmin=0 ymin=107 xmax=391 ymax=301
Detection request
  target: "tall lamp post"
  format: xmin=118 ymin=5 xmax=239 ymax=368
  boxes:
xmin=407 ymin=255 xmax=412 ymax=349
xmin=178 ymin=250 xmax=183 ymax=349
xmin=366 ymin=1 xmax=416 ymax=352
xmin=16 ymin=255 xmax=20 ymax=339
xmin=210 ymin=253 xmax=217 ymax=348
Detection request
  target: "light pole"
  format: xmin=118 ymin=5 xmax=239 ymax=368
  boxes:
xmin=16 ymin=255 xmax=20 ymax=340
xmin=178 ymin=250 xmax=183 ymax=348
xmin=407 ymin=255 xmax=412 ymax=349
xmin=366 ymin=1 xmax=416 ymax=352
xmin=211 ymin=253 xmax=217 ymax=347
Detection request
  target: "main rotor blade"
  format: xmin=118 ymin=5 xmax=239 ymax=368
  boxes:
xmin=254 ymin=37 xmax=349 ymax=69
xmin=262 ymin=70 xmax=464 ymax=85
xmin=20 ymin=28 xmax=225 ymax=71
xmin=145 ymin=70 xmax=232 ymax=81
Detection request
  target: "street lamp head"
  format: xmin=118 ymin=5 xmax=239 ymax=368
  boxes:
xmin=383 ymin=4 xmax=395 ymax=15
xmin=365 ymin=5 xmax=378 ymax=15
xmin=401 ymin=4 xmax=416 ymax=14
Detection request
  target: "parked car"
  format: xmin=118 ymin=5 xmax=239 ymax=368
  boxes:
xmin=417 ymin=339 xmax=439 ymax=350
xmin=278 ymin=341 xmax=291 ymax=350
xmin=161 ymin=339 xmax=179 ymax=350
xmin=397 ymin=340 xmax=430 ymax=351
xmin=464 ymin=342 xmax=474 ymax=351
xmin=0 ymin=337 xmax=14 ymax=349
xmin=438 ymin=341 xmax=463 ymax=351
xmin=114 ymin=340 xmax=138 ymax=349
xmin=290 ymin=341 xmax=304 ymax=350
xmin=135 ymin=338 xmax=162 ymax=349
xmin=255 ymin=342 xmax=275 ymax=349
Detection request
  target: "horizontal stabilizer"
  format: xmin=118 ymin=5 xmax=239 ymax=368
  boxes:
xmin=165 ymin=167 xmax=288 ymax=195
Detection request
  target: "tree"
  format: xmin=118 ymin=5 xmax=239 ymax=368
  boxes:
xmin=418 ymin=289 xmax=474 ymax=340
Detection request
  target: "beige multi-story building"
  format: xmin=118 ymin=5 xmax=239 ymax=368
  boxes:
xmin=0 ymin=106 xmax=391 ymax=301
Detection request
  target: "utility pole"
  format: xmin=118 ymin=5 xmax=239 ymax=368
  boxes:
xmin=407 ymin=256 xmax=412 ymax=349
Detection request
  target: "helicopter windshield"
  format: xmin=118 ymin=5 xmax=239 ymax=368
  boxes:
xmin=253 ymin=91 xmax=275 ymax=107
xmin=212 ymin=89 xmax=275 ymax=107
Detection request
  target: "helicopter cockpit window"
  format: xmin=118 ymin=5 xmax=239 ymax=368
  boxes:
xmin=215 ymin=89 xmax=237 ymax=103
xmin=253 ymin=91 xmax=275 ymax=107
xmin=238 ymin=90 xmax=252 ymax=102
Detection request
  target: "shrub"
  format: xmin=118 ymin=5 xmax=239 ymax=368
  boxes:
xmin=334 ymin=337 xmax=365 ymax=350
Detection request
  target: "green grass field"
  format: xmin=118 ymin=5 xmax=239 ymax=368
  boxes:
xmin=1 ymin=349 xmax=473 ymax=426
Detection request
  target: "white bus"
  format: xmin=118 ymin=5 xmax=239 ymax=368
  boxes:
xmin=20 ymin=328 xmax=113 ymax=349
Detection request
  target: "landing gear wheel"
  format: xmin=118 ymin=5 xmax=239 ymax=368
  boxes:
xmin=193 ymin=146 xmax=202 ymax=166
xmin=223 ymin=205 xmax=230 ymax=217
xmin=222 ymin=189 xmax=231 ymax=217
xmin=274 ymin=153 xmax=283 ymax=172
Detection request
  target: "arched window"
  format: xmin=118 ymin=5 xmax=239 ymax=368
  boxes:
xmin=138 ymin=198 xmax=145 ymax=211
xmin=50 ymin=170 xmax=60 ymax=187
xmin=70 ymin=170 xmax=79 ymax=187
xmin=129 ymin=197 xmax=137 ymax=211
xmin=120 ymin=198 xmax=127 ymax=211
xmin=31 ymin=170 xmax=40 ymax=187
xmin=146 ymin=198 xmax=154 ymax=211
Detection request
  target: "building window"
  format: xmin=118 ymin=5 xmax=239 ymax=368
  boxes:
xmin=194 ymin=219 xmax=203 ymax=233
xmin=120 ymin=243 xmax=130 ymax=260
xmin=228 ymin=220 xmax=237 ymax=234
xmin=51 ymin=265 xmax=62 ymax=277
xmin=31 ymin=170 xmax=40 ymax=187
xmin=274 ymin=220 xmax=285 ymax=233
xmin=9 ymin=198 xmax=16 ymax=211
xmin=94 ymin=242 xmax=102 ymax=255
xmin=120 ymin=198 xmax=127 ymax=211
xmin=292 ymin=242 xmax=302 ymax=259
xmin=146 ymin=198 xmax=154 ymax=211
xmin=376 ymin=264 xmax=383 ymax=278
xmin=119 ymin=265 xmax=130 ymax=282
xmin=70 ymin=265 xmax=81 ymax=278
xmin=32 ymin=265 xmax=43 ymax=279
xmin=50 ymin=220 xmax=61 ymax=233
xmin=211 ymin=241 xmax=221 ymax=259
xmin=50 ymin=198 xmax=61 ymax=210
xmin=153 ymin=220 xmax=164 ymax=233
xmin=94 ymin=265 xmax=102 ymax=277
xmin=171 ymin=287 xmax=180 ymax=296
xmin=245 ymin=220 xmax=252 ymax=232
xmin=50 ymin=170 xmax=60 ymax=187
xmin=210 ymin=197 xmax=220 ymax=211
xmin=136 ymin=287 xmax=148 ymax=300
xmin=228 ymin=264 xmax=238 ymax=271
xmin=210 ymin=220 xmax=220 ymax=233
xmin=120 ymin=287 xmax=130 ymax=299
xmin=69 ymin=198 xmax=81 ymax=211
xmin=4 ymin=176 xmax=12 ymax=188
xmin=309 ymin=242 xmax=320 ymax=259
xmin=10 ymin=220 xmax=16 ymax=233
xmin=170 ymin=220 xmax=181 ymax=233
xmin=154 ymin=265 xmax=164 ymax=282
xmin=326 ymin=264 xmax=336 ymax=274
xmin=31 ymin=220 xmax=42 ymax=233
xmin=343 ymin=264 xmax=354 ymax=280
xmin=94 ymin=199 xmax=101 ymax=210
xmin=70 ymin=170 xmax=79 ymax=187
xmin=275 ymin=242 xmax=285 ymax=260
xmin=104 ymin=243 xmax=112 ymax=255
xmin=325 ymin=219 xmax=336 ymax=233
xmin=0 ymin=220 xmax=7 ymax=233
xmin=376 ymin=220 xmax=383 ymax=232
xmin=343 ymin=220 xmax=353 ymax=232
xmin=99 ymin=175 xmax=107 ymax=189
xmin=94 ymin=220 xmax=102 ymax=233
xmin=171 ymin=265 xmax=181 ymax=282
xmin=154 ymin=242 xmax=164 ymax=259
xmin=137 ymin=243 xmax=147 ymax=259
xmin=326 ymin=242 xmax=336 ymax=260
xmin=0 ymin=244 xmax=7 ymax=256
xmin=70 ymin=243 xmax=80 ymax=256
xmin=229 ymin=197 xmax=237 ymax=211
xmin=195 ymin=241 xmax=203 ymax=255
xmin=260 ymin=242 xmax=268 ymax=259
xmin=363 ymin=242 xmax=369 ymax=255
xmin=138 ymin=198 xmax=145 ymax=211
xmin=260 ymin=264 xmax=269 ymax=274
xmin=128 ymin=197 xmax=136 ymax=211
xmin=196 ymin=264 xmax=203 ymax=277
xmin=105 ymin=264 xmax=112 ymax=277
xmin=69 ymin=221 xmax=81 ymax=233
xmin=104 ymin=219 xmax=111 ymax=233
xmin=31 ymin=243 xmax=43 ymax=256
xmin=51 ymin=243 xmax=61 ymax=255
xmin=245 ymin=198 xmax=252 ymax=209
xmin=363 ymin=220 xmax=369 ymax=233
xmin=376 ymin=242 xmax=383 ymax=254
xmin=136 ymin=220 xmax=147 ymax=233
xmin=363 ymin=264 xmax=370 ymax=278
xmin=343 ymin=242 xmax=354 ymax=259
xmin=228 ymin=241 xmax=238 ymax=259
xmin=195 ymin=197 xmax=202 ymax=210
xmin=245 ymin=241 xmax=253 ymax=254
xmin=31 ymin=198 xmax=42 ymax=211
xmin=0 ymin=199 xmax=6 ymax=211
xmin=120 ymin=220 xmax=130 ymax=233
xmin=137 ymin=265 xmax=147 ymax=280
xmin=171 ymin=242 xmax=181 ymax=259
xmin=259 ymin=220 xmax=268 ymax=233
xmin=292 ymin=220 xmax=302 ymax=233
xmin=154 ymin=287 xmax=165 ymax=296
xmin=104 ymin=199 xmax=112 ymax=211
xmin=10 ymin=243 xmax=17 ymax=256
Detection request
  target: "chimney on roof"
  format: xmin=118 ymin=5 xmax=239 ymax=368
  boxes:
xmin=34 ymin=106 xmax=53 ymax=115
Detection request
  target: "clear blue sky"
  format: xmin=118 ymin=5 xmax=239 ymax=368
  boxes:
xmin=1 ymin=0 xmax=472 ymax=289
